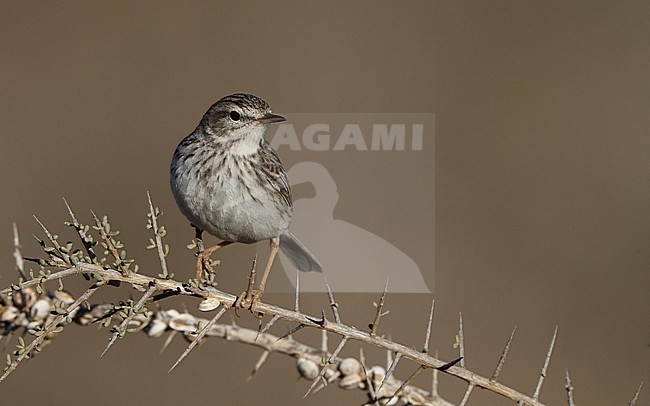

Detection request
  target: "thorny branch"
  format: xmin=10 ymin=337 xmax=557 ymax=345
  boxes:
xmin=0 ymin=201 xmax=644 ymax=406
xmin=2 ymin=261 xmax=537 ymax=403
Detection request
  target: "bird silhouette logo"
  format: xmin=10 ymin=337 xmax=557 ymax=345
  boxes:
xmin=278 ymin=162 xmax=431 ymax=293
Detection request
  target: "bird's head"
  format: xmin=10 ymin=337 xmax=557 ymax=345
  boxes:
xmin=200 ymin=93 xmax=285 ymax=152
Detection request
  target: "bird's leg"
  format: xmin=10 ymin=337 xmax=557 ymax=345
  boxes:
xmin=193 ymin=226 xmax=205 ymax=252
xmin=248 ymin=237 xmax=280 ymax=310
xmin=195 ymin=241 xmax=233 ymax=280
xmin=234 ymin=253 xmax=258 ymax=314
xmin=192 ymin=226 xmax=205 ymax=278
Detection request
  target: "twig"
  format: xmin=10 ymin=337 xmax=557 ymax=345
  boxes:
xmin=160 ymin=330 xmax=177 ymax=354
xmin=458 ymin=312 xmax=466 ymax=368
xmin=423 ymin=298 xmax=435 ymax=353
xmin=322 ymin=274 xmax=340 ymax=324
xmin=431 ymin=350 xmax=440 ymax=400
xmin=453 ymin=311 xmax=470 ymax=405
xmin=64 ymin=198 xmax=99 ymax=264
xmin=370 ymin=276 xmax=390 ymax=336
xmin=101 ymin=283 xmax=157 ymax=356
xmin=629 ymin=381 xmax=643 ymax=406
xmin=91 ymin=211 xmax=130 ymax=276
xmin=359 ymin=347 xmax=379 ymax=405
xmin=565 ymin=369 xmax=575 ymax=406
xmin=379 ymin=352 xmax=401 ymax=393
xmin=12 ymin=223 xmax=26 ymax=280
xmin=532 ymin=326 xmax=558 ymax=401
xmin=459 ymin=383 xmax=476 ymax=406
xmin=304 ymin=336 xmax=349 ymax=397
xmin=169 ymin=306 xmax=228 ymax=372
xmin=247 ymin=350 xmax=270 ymax=382
xmin=260 ymin=315 xmax=280 ymax=335
xmin=491 ymin=325 xmax=517 ymax=382
xmin=277 ymin=323 xmax=306 ymax=341
xmin=387 ymin=365 xmax=427 ymax=404
xmin=147 ymin=192 xmax=169 ymax=277
xmin=33 ymin=215 xmax=70 ymax=264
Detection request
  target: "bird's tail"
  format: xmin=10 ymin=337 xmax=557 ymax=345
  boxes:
xmin=279 ymin=231 xmax=323 ymax=273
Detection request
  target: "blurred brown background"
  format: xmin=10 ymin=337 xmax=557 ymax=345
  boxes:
xmin=1 ymin=1 xmax=649 ymax=405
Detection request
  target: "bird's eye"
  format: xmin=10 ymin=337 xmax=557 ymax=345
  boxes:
xmin=229 ymin=111 xmax=241 ymax=121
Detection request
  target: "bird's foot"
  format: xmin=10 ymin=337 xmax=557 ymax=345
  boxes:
xmin=195 ymin=252 xmax=217 ymax=281
xmin=234 ymin=289 xmax=263 ymax=318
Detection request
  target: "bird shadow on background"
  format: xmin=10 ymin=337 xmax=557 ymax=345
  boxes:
xmin=275 ymin=161 xmax=431 ymax=293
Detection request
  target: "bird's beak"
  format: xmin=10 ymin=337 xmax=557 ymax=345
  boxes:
xmin=256 ymin=113 xmax=286 ymax=124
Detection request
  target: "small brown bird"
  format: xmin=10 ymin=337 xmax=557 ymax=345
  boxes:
xmin=170 ymin=93 xmax=322 ymax=303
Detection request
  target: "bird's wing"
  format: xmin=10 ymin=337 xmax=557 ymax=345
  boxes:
xmin=258 ymin=138 xmax=293 ymax=210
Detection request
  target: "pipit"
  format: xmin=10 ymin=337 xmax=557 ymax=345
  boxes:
xmin=170 ymin=93 xmax=322 ymax=306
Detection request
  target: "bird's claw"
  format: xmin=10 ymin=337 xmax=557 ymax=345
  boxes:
xmin=233 ymin=289 xmax=263 ymax=318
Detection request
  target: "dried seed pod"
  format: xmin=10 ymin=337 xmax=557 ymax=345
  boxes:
xmin=198 ymin=297 xmax=221 ymax=312
xmin=147 ymin=319 xmax=167 ymax=338
xmin=1 ymin=306 xmax=19 ymax=322
xmin=378 ymin=396 xmax=399 ymax=406
xmin=169 ymin=313 xmax=197 ymax=332
xmin=162 ymin=309 xmax=180 ymax=321
xmin=126 ymin=312 xmax=150 ymax=332
xmin=12 ymin=288 xmax=37 ymax=309
xmin=14 ymin=312 xmax=28 ymax=326
xmin=338 ymin=373 xmax=364 ymax=390
xmin=296 ymin=357 xmax=319 ymax=380
xmin=183 ymin=331 xmax=200 ymax=343
xmin=339 ymin=357 xmax=363 ymax=376
xmin=26 ymin=320 xmax=42 ymax=331
xmin=369 ymin=365 xmax=386 ymax=384
xmin=30 ymin=298 xmax=52 ymax=321
xmin=402 ymin=390 xmax=426 ymax=405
